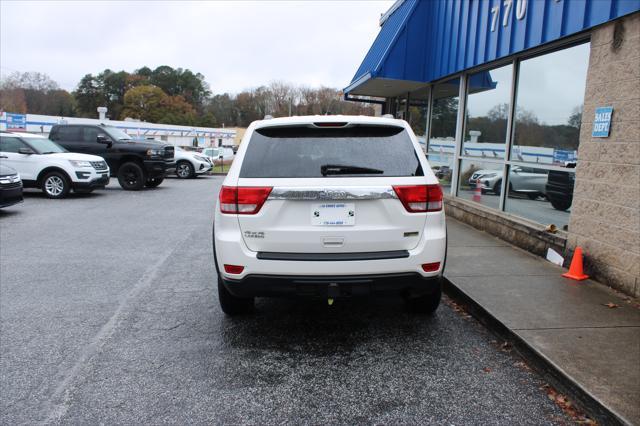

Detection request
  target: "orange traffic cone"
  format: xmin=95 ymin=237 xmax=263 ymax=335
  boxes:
xmin=472 ymin=180 xmax=482 ymax=202
xmin=562 ymin=247 xmax=589 ymax=281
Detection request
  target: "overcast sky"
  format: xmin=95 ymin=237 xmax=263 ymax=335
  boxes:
xmin=0 ymin=0 xmax=393 ymax=94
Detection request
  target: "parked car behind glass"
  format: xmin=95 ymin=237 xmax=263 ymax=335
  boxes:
xmin=469 ymin=166 xmax=547 ymax=198
xmin=546 ymin=170 xmax=575 ymax=211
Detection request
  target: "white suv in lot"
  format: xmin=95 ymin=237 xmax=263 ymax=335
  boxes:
xmin=174 ymin=146 xmax=212 ymax=178
xmin=213 ymin=116 xmax=447 ymax=315
xmin=0 ymin=132 xmax=110 ymax=198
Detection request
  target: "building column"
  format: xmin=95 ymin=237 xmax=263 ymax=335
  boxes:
xmin=569 ymin=12 xmax=640 ymax=296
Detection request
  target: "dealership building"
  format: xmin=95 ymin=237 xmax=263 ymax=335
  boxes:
xmin=346 ymin=0 xmax=639 ymax=296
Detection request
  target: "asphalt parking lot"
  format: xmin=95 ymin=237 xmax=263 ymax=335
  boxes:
xmin=0 ymin=177 xmax=572 ymax=424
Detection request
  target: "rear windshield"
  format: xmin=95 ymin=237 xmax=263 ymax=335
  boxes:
xmin=239 ymin=125 xmax=423 ymax=178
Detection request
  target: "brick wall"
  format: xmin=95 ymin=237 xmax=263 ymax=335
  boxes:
xmin=569 ymin=12 xmax=640 ymax=297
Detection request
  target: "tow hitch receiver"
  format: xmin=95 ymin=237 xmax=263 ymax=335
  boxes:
xmin=327 ymin=283 xmax=340 ymax=299
xmin=328 ymin=283 xmax=340 ymax=306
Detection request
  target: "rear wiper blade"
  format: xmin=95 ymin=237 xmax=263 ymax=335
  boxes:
xmin=320 ymin=164 xmax=384 ymax=176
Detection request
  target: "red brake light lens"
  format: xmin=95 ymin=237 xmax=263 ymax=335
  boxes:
xmin=219 ymin=186 xmax=238 ymax=213
xmin=313 ymin=122 xmax=349 ymax=127
xmin=393 ymin=184 xmax=443 ymax=213
xmin=224 ymin=264 xmax=245 ymax=274
xmin=422 ymin=262 xmax=441 ymax=272
xmin=219 ymin=186 xmax=272 ymax=214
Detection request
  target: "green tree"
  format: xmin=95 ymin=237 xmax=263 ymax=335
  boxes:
xmin=121 ymin=85 xmax=198 ymax=125
xmin=120 ymin=85 xmax=168 ymax=122
xmin=149 ymin=66 xmax=210 ymax=111
xmin=568 ymin=105 xmax=583 ymax=129
xmin=74 ymin=74 xmax=107 ymax=117
xmin=157 ymin=94 xmax=197 ymax=125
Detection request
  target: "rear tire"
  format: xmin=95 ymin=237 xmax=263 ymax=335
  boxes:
xmin=217 ymin=275 xmax=254 ymax=316
xmin=117 ymin=162 xmax=146 ymax=190
xmin=405 ymin=285 xmax=441 ymax=314
xmin=492 ymin=180 xmax=502 ymax=195
xmin=145 ymin=177 xmax=164 ymax=188
xmin=41 ymin=171 xmax=71 ymax=199
xmin=550 ymin=199 xmax=571 ymax=211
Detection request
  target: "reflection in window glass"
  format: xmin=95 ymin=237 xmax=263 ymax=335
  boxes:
xmin=429 ymin=79 xmax=460 ymax=140
xmin=428 ymin=155 xmax=454 ymax=190
xmin=457 ymin=159 xmax=503 ymax=209
xmin=428 ymin=78 xmax=459 ymax=189
xmin=409 ymin=105 xmax=428 ymax=153
xmin=512 ymin=43 xmax=590 ymax=167
xmin=505 ymin=165 xmax=572 ymax=228
xmin=463 ymin=64 xmax=512 ymax=159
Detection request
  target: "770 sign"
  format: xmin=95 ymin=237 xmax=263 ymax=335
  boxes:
xmin=490 ymin=0 xmax=528 ymax=32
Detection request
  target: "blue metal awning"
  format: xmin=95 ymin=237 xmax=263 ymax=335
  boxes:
xmin=344 ymin=0 xmax=425 ymax=99
xmin=346 ymin=0 xmax=640 ymax=99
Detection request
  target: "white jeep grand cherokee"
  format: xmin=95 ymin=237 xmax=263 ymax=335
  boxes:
xmin=213 ymin=116 xmax=446 ymax=315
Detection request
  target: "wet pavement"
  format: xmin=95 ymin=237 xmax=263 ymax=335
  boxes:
xmin=1 ymin=176 xmax=572 ymax=424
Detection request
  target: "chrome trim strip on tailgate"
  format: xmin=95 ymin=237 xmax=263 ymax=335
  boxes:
xmin=257 ymin=250 xmax=410 ymax=261
xmin=268 ymin=187 xmax=397 ymax=201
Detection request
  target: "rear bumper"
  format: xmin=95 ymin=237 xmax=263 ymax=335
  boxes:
xmin=222 ymin=272 xmax=441 ymax=298
xmin=213 ymin=208 xmax=447 ymax=283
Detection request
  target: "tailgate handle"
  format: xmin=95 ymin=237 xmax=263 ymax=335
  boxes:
xmin=323 ymin=237 xmax=344 ymax=247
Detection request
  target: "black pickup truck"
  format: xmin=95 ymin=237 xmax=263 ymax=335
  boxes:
xmin=50 ymin=124 xmax=175 ymax=190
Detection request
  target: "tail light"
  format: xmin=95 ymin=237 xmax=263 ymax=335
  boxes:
xmin=313 ymin=122 xmax=349 ymax=127
xmin=422 ymin=262 xmax=441 ymax=272
xmin=219 ymin=186 xmax=272 ymax=214
xmin=224 ymin=264 xmax=245 ymax=274
xmin=393 ymin=184 xmax=443 ymax=213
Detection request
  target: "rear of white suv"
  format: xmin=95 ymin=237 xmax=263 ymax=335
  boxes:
xmin=213 ymin=116 xmax=446 ymax=315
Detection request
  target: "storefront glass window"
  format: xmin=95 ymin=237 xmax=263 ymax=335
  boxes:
xmin=511 ymin=43 xmax=590 ymax=167
xmin=457 ymin=159 xmax=503 ymax=210
xmin=428 ymin=78 xmax=460 ymax=189
xmin=463 ymin=64 xmax=512 ymax=159
xmin=505 ymin=165 xmax=572 ymax=229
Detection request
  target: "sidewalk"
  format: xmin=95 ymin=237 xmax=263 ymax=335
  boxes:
xmin=444 ymin=218 xmax=640 ymax=425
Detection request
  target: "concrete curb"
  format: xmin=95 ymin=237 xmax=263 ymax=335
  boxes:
xmin=442 ymin=277 xmax=631 ymax=426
